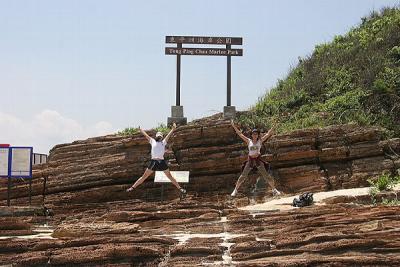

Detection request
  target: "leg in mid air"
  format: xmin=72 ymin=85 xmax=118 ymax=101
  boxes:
xmin=256 ymin=164 xmax=281 ymax=196
xmin=163 ymin=169 xmax=186 ymax=194
xmin=126 ymin=168 xmax=154 ymax=192
xmin=231 ymin=161 xmax=252 ymax=197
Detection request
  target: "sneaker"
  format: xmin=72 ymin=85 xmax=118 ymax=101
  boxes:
xmin=231 ymin=189 xmax=238 ymax=197
xmin=272 ymin=188 xmax=281 ymax=196
xmin=180 ymin=188 xmax=187 ymax=199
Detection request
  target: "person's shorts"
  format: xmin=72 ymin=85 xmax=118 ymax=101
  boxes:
xmin=148 ymin=159 xmax=169 ymax=171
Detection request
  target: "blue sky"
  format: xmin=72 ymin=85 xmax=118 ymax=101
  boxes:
xmin=1 ymin=0 xmax=399 ymax=153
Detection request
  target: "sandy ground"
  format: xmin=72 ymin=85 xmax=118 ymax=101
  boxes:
xmin=241 ymin=184 xmax=400 ymax=212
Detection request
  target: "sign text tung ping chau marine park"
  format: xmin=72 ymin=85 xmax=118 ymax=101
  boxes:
xmin=165 ymin=36 xmax=243 ymax=125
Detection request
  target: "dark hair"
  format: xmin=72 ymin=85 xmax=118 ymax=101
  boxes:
xmin=250 ymin=129 xmax=260 ymax=140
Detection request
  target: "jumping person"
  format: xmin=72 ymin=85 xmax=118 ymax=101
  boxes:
xmin=230 ymin=120 xmax=281 ymax=197
xmin=126 ymin=123 xmax=186 ymax=196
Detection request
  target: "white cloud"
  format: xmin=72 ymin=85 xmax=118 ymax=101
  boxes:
xmin=0 ymin=110 xmax=116 ymax=154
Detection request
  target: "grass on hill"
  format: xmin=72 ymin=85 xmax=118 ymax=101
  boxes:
xmin=118 ymin=123 xmax=171 ymax=136
xmin=369 ymin=171 xmax=400 ymax=206
xmin=236 ymin=7 xmax=400 ymax=137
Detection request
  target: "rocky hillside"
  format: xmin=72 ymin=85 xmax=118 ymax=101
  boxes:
xmin=238 ymin=7 xmax=400 ymax=136
xmin=1 ymin=119 xmax=399 ymax=206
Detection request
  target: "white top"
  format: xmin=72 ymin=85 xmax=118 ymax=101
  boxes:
xmin=150 ymin=138 xmax=166 ymax=159
xmin=248 ymin=139 xmax=262 ymax=157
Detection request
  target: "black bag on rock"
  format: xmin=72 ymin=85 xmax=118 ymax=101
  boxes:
xmin=293 ymin=192 xmax=314 ymax=207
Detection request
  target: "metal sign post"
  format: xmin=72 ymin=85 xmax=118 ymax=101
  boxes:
xmin=165 ymin=36 xmax=243 ymax=124
xmin=7 ymin=177 xmax=11 ymax=206
xmin=176 ymin=43 xmax=182 ymax=106
xmin=160 ymin=184 xmax=165 ymax=203
xmin=29 ymin=179 xmax=32 ymax=205
xmin=227 ymin=44 xmax=232 ymax=107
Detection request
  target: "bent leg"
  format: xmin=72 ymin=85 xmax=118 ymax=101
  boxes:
xmin=257 ymin=164 xmax=276 ymax=189
xmin=128 ymin=169 xmax=154 ymax=190
xmin=234 ymin=162 xmax=252 ymax=192
xmin=163 ymin=169 xmax=182 ymax=190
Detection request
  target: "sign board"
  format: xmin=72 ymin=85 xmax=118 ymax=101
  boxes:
xmin=0 ymin=147 xmax=33 ymax=178
xmin=165 ymin=47 xmax=243 ymax=56
xmin=10 ymin=147 xmax=33 ymax=178
xmin=33 ymin=153 xmax=48 ymax=165
xmin=166 ymin=36 xmax=242 ymax=45
xmin=154 ymin=171 xmax=190 ymax=183
xmin=1 ymin=146 xmax=33 ymax=206
xmin=0 ymin=148 xmax=9 ymax=177
xmin=165 ymin=35 xmax=243 ymax=122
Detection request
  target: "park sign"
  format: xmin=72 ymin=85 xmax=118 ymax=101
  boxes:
xmin=165 ymin=36 xmax=243 ymax=57
xmin=0 ymin=146 xmax=33 ymax=206
xmin=0 ymin=147 xmax=9 ymax=177
xmin=154 ymin=171 xmax=189 ymax=201
xmin=165 ymin=35 xmax=243 ymax=125
xmin=166 ymin=36 xmax=242 ymax=45
xmin=155 ymin=171 xmax=190 ymax=183
xmin=165 ymin=47 xmax=243 ymax=56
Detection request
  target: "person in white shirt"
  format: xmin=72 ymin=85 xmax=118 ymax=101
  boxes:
xmin=126 ymin=123 xmax=186 ymax=195
xmin=230 ymin=120 xmax=281 ymax=197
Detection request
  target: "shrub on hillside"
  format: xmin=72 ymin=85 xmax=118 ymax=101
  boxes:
xmin=239 ymin=7 xmax=400 ymax=136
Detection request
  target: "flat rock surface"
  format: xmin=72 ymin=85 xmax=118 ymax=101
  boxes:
xmin=241 ymin=185 xmax=400 ymax=212
xmin=1 ymin=188 xmax=400 ymax=266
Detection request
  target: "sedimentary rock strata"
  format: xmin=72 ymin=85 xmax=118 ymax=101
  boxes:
xmin=1 ymin=120 xmax=399 ymax=206
xmin=1 ymin=118 xmax=399 ymax=266
xmin=1 ymin=196 xmax=400 ymax=266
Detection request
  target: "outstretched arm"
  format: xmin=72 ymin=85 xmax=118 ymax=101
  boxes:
xmin=261 ymin=127 xmax=275 ymax=143
xmin=163 ymin=123 xmax=177 ymax=143
xmin=231 ymin=120 xmax=249 ymax=144
xmin=139 ymin=127 xmax=152 ymax=143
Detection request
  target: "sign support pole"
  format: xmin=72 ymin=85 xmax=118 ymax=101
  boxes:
xmin=7 ymin=177 xmax=11 ymax=207
xmin=176 ymin=43 xmax=182 ymax=106
xmin=227 ymin=44 xmax=232 ymax=107
xmin=161 ymin=184 xmax=164 ymax=203
xmin=168 ymin=43 xmax=187 ymax=126
xmin=42 ymin=175 xmax=47 ymax=205
xmin=223 ymin=43 xmax=235 ymax=118
xmin=29 ymin=178 xmax=32 ymax=205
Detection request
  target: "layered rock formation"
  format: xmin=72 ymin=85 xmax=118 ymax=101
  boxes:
xmin=1 ymin=118 xmax=400 ymax=266
xmin=1 ymin=197 xmax=400 ymax=266
xmin=1 ymin=119 xmax=399 ymax=206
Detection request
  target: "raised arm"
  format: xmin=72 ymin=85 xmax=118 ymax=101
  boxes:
xmin=139 ymin=127 xmax=152 ymax=143
xmin=163 ymin=123 xmax=177 ymax=143
xmin=261 ymin=127 xmax=275 ymax=143
xmin=231 ymin=120 xmax=249 ymax=144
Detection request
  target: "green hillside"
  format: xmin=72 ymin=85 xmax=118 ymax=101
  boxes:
xmin=237 ymin=7 xmax=400 ymax=137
